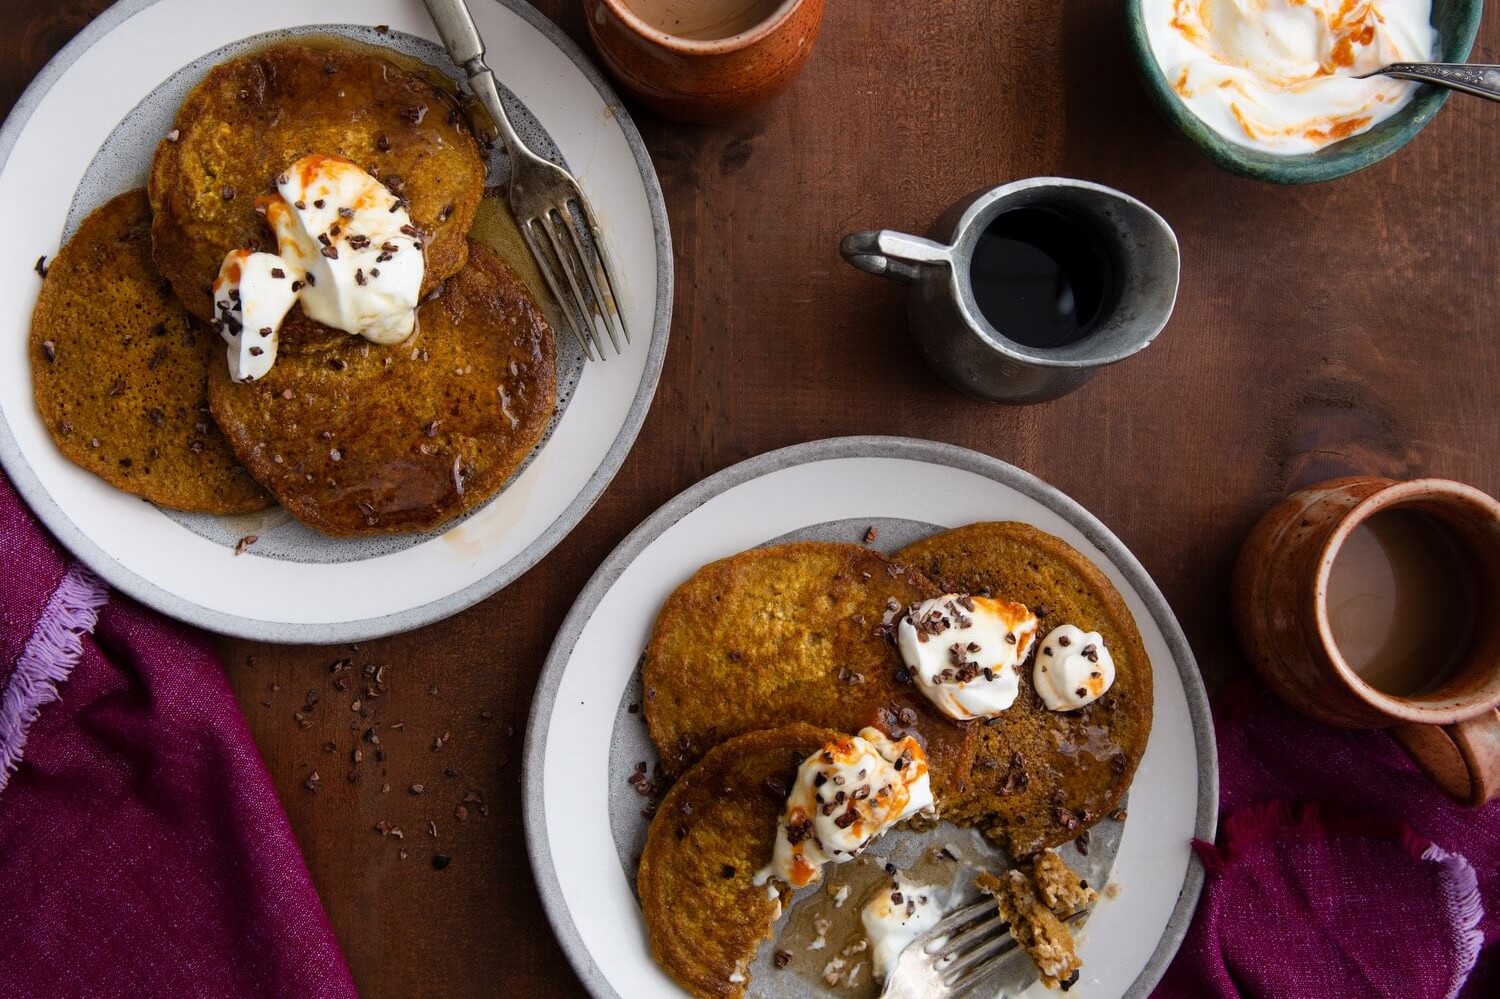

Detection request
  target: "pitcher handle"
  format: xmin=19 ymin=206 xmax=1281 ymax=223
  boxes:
xmin=840 ymin=230 xmax=951 ymax=283
xmin=1392 ymin=708 xmax=1500 ymax=807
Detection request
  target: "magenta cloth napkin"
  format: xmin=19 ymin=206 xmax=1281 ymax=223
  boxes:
xmin=0 ymin=473 xmax=358 ymax=999
xmin=1153 ymin=680 xmax=1500 ymax=999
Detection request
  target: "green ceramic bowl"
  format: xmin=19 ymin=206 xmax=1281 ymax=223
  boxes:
xmin=1124 ymin=0 xmax=1485 ymax=184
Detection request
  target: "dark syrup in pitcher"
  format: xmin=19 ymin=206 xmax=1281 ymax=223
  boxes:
xmin=969 ymin=206 xmax=1115 ymax=349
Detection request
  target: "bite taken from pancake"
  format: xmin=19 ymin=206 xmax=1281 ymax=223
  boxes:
xmin=897 ymin=522 xmax=1153 ymax=857
xmin=29 ymin=190 xmax=271 ymax=514
xmin=148 ymin=39 xmax=486 ymax=323
xmin=206 ymin=240 xmax=555 ymax=536
xmin=641 ymin=542 xmax=978 ymax=804
xmin=639 ymin=723 xmax=934 ymax=999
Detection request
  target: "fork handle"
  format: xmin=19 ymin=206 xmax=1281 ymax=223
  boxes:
xmin=421 ymin=0 xmax=527 ymax=157
xmin=1377 ymin=62 xmax=1500 ymax=102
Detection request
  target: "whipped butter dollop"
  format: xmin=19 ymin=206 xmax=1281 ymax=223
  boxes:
xmin=212 ymin=154 xmax=425 ymax=381
xmin=897 ymin=594 xmax=1039 ymax=720
xmin=1034 ymin=625 xmax=1116 ymax=712
xmin=1144 ymin=0 xmax=1436 ymax=154
xmin=861 ymin=877 xmax=942 ymax=981
xmin=755 ymin=728 xmax=934 ymax=891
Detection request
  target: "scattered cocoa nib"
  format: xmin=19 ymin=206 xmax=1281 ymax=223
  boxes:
xmin=864 ymin=525 xmax=879 ymax=543
xmin=233 ymin=535 xmax=258 ymax=556
xmin=304 ymin=771 xmax=321 ymax=793
xmin=374 ymin=24 xmax=390 ymax=35
xmin=409 ymin=784 xmax=425 ymax=795
xmin=763 ymin=775 xmax=788 ymax=800
xmin=402 ymin=104 xmax=428 ymax=124
xmin=1053 ymin=806 xmax=1081 ymax=831
xmin=1110 ymin=753 xmax=1129 ymax=775
xmin=774 ymin=950 xmax=792 ymax=969
xmin=1108 ymin=807 xmax=1128 ymax=821
xmin=455 ymin=804 xmax=469 ymax=822
xmin=165 ymin=128 xmax=179 ymax=142
xmin=41 ymin=340 xmax=56 ymax=362
xmin=1075 ymin=830 xmax=1090 ymax=856
xmin=431 ymin=854 xmax=451 ymax=870
xmin=34 ymin=255 xmax=48 ymax=278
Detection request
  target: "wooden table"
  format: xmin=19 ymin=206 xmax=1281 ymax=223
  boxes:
xmin=4 ymin=1 xmax=1498 ymax=995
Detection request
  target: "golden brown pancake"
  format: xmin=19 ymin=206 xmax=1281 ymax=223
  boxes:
xmin=642 ymin=542 xmax=977 ymax=803
xmin=639 ymin=724 xmax=842 ymax=999
xmin=206 ymin=239 xmax=555 ymax=536
xmin=897 ymin=522 xmax=1152 ymax=857
xmin=30 ymin=190 xmax=271 ymax=514
xmin=149 ymin=39 xmax=486 ymax=323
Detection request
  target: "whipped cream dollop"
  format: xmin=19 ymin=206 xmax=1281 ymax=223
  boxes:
xmin=755 ymin=728 xmax=934 ymax=891
xmin=212 ymin=250 xmax=300 ymax=382
xmin=1034 ymin=625 xmax=1116 ymax=712
xmin=862 ymin=877 xmax=942 ymax=981
xmin=1143 ymin=0 xmax=1436 ymax=154
xmin=212 ymin=154 xmax=425 ymax=381
xmin=897 ymin=594 xmax=1039 ymax=720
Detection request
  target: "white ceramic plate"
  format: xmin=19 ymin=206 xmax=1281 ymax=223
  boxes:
xmin=525 ymin=436 xmax=1217 ymax=999
xmin=0 ymin=0 xmax=670 ymax=642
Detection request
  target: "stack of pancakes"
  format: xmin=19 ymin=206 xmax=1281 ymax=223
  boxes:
xmin=635 ymin=524 xmax=1152 ymax=999
xmin=30 ymin=40 xmax=555 ymax=536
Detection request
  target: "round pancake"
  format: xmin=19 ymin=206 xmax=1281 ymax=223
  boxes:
xmin=206 ymin=239 xmax=555 ymax=536
xmin=30 ymin=190 xmax=271 ymax=514
xmin=149 ymin=39 xmax=486 ymax=323
xmin=642 ymin=542 xmax=977 ymax=803
xmin=639 ymin=723 xmax=842 ymax=999
xmin=896 ymin=522 xmax=1152 ymax=857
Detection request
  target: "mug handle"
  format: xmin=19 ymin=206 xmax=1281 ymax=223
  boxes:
xmin=1391 ymin=708 xmax=1500 ymax=807
xmin=840 ymin=230 xmax=951 ymax=283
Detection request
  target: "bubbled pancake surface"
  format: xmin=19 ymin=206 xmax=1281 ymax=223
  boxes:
xmin=206 ymin=239 xmax=555 ymax=536
xmin=30 ymin=190 xmax=271 ymax=514
xmin=897 ymin=522 xmax=1153 ymax=857
xmin=638 ymin=724 xmax=842 ymax=999
xmin=642 ymin=542 xmax=977 ymax=803
xmin=148 ymin=39 xmax=485 ymax=323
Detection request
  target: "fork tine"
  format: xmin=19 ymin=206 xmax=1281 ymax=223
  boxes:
xmin=560 ymin=201 xmax=625 ymax=354
xmin=933 ymin=914 xmax=1008 ymax=964
xmin=568 ymin=196 xmax=630 ymax=348
xmin=926 ymin=899 xmax=996 ymax=941
xmin=939 ymin=920 xmax=1019 ymax=980
xmin=540 ymin=208 xmax=609 ymax=360
xmin=520 ymin=217 xmax=596 ymax=362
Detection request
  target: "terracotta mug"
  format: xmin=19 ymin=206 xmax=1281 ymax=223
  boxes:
xmin=1233 ymin=476 xmax=1500 ymax=806
xmin=583 ymin=0 xmax=825 ymax=123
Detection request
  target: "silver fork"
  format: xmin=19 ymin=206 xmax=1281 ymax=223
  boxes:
xmin=881 ymin=898 xmax=1087 ymax=999
xmin=423 ymin=0 xmax=629 ymax=361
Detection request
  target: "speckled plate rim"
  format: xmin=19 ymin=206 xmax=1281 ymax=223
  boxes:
xmin=523 ymin=435 xmax=1218 ymax=999
xmin=0 ymin=0 xmax=672 ymax=642
xmin=1123 ymin=0 xmax=1484 ymax=184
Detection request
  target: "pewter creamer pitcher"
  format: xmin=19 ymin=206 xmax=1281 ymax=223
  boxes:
xmin=842 ymin=178 xmax=1179 ymax=403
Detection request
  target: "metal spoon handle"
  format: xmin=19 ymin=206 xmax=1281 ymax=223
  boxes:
xmin=1376 ymin=62 xmax=1500 ymax=102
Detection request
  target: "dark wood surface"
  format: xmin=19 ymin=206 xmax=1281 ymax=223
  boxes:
xmin=4 ymin=1 xmax=1498 ymax=996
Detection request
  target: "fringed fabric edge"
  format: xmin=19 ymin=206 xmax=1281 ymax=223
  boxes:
xmin=0 ymin=561 xmax=109 ymax=794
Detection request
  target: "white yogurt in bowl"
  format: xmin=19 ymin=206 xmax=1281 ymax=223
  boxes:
xmin=1142 ymin=0 xmax=1437 ymax=155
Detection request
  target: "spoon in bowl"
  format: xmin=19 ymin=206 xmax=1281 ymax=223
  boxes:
xmin=1359 ymin=62 xmax=1500 ymax=102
